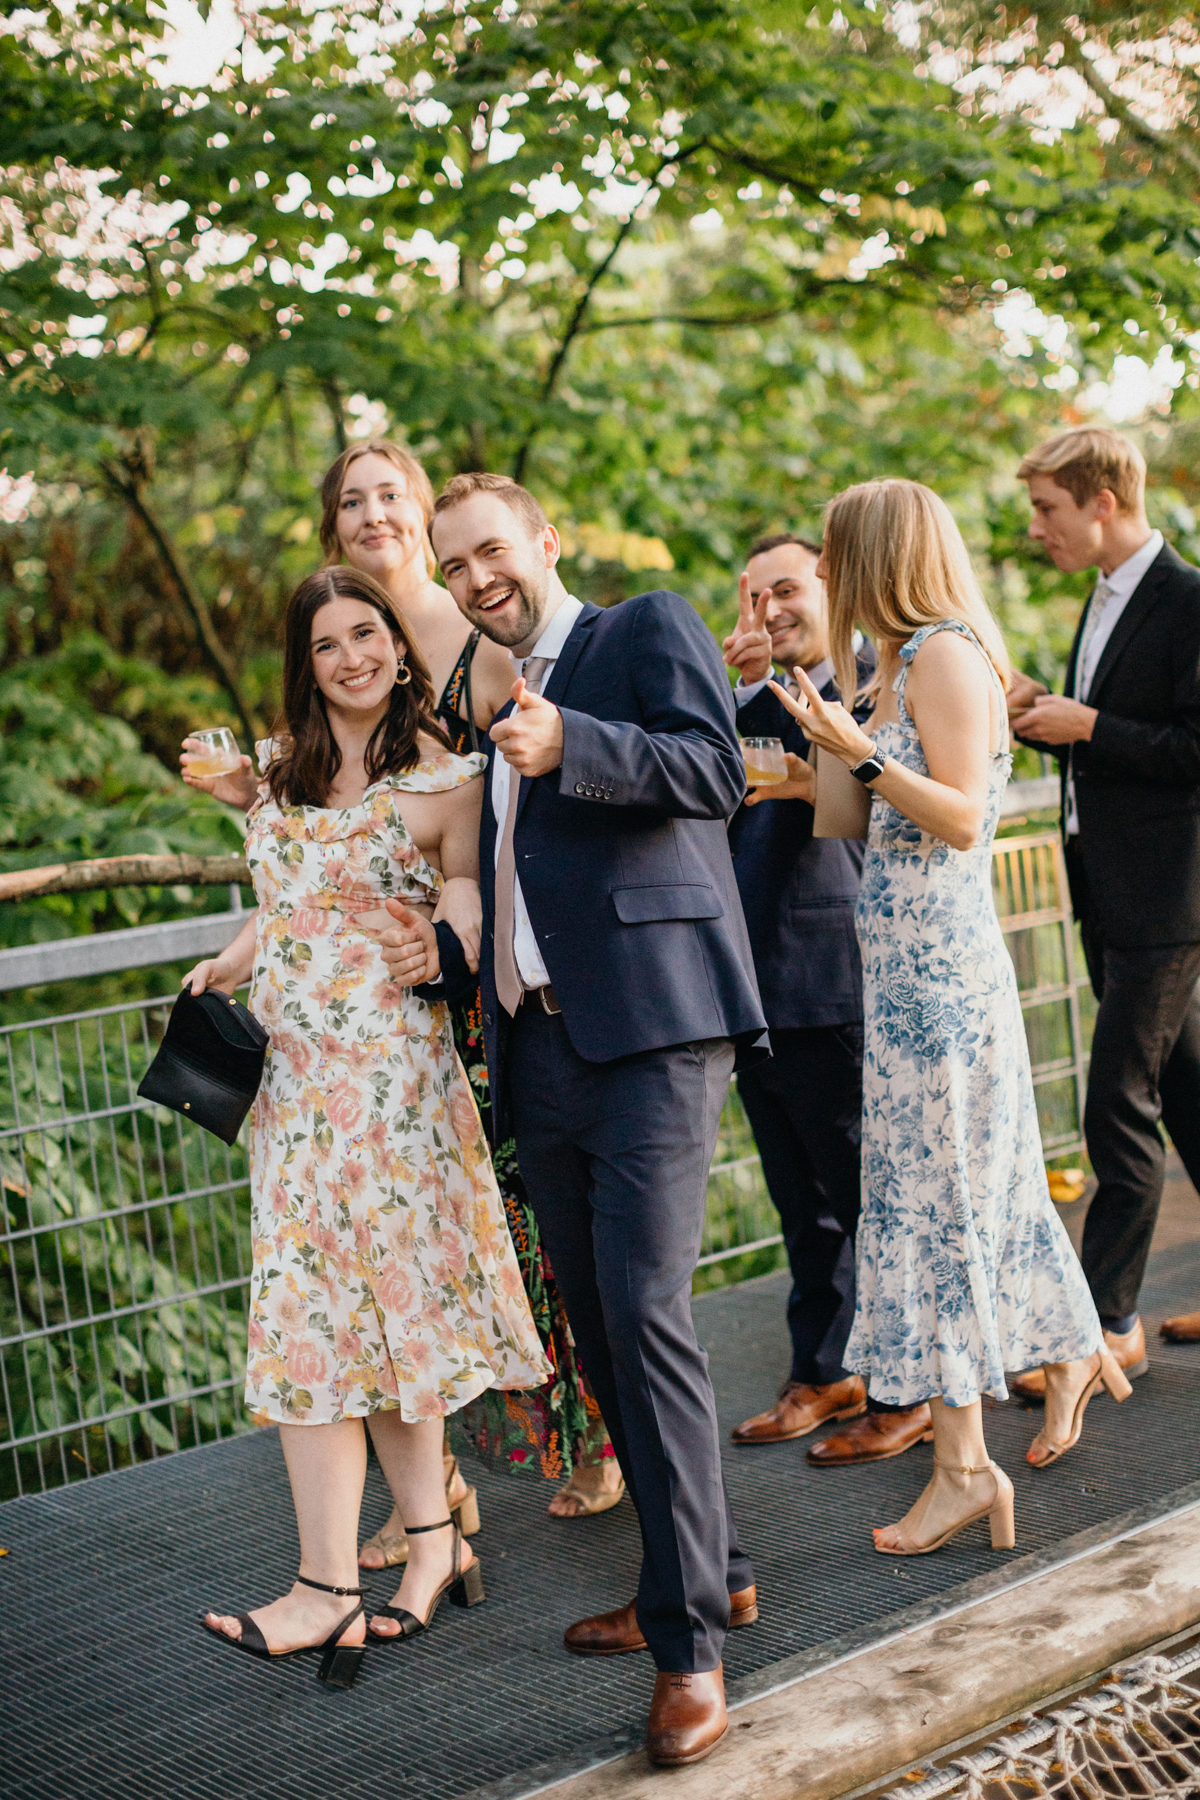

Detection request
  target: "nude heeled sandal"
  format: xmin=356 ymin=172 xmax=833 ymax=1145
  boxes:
xmin=359 ymin=1455 xmax=481 ymax=1569
xmin=1026 ymin=1349 xmax=1133 ymax=1470
xmin=873 ymin=1459 xmax=1016 ymax=1556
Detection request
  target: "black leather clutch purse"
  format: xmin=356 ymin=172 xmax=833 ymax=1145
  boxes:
xmin=138 ymin=988 xmax=269 ymax=1146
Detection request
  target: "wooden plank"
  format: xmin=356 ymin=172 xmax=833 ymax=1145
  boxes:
xmin=534 ymin=1503 xmax=1200 ymax=1800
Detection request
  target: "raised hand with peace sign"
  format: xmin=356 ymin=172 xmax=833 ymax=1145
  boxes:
xmin=768 ymin=665 xmax=879 ymax=769
xmin=721 ymin=572 xmax=774 ymax=684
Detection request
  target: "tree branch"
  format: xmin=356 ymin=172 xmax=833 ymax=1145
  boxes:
xmin=511 ymin=145 xmax=698 ymax=484
xmin=101 ymin=461 xmax=259 ymax=745
xmin=0 ymin=854 xmax=249 ymax=903
xmin=1057 ymin=33 xmax=1200 ymax=186
xmin=576 ymin=306 xmax=793 ymax=335
xmin=323 ymin=376 xmax=347 ymax=455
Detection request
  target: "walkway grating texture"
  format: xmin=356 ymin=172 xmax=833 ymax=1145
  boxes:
xmin=3 ymin=1166 xmax=1199 ymax=1800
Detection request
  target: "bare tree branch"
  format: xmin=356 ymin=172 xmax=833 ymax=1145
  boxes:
xmin=101 ymin=460 xmax=259 ymax=744
xmin=0 ymin=854 xmax=249 ymax=903
xmin=577 ymin=306 xmax=793 ymax=334
xmin=511 ymin=145 xmax=699 ymax=484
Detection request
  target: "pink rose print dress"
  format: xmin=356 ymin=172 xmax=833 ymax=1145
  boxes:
xmin=242 ymin=745 xmax=551 ymax=1425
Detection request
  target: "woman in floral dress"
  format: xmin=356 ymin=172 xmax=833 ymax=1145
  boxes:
xmin=187 ymin=566 xmax=549 ymax=1677
xmin=321 ymin=438 xmax=623 ymax=1526
xmin=767 ymin=480 xmax=1129 ymax=1557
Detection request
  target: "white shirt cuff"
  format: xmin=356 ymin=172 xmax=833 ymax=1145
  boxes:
xmin=735 ymin=678 xmax=771 ymax=705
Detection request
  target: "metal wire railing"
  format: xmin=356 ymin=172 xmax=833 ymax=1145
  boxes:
xmin=0 ymin=994 xmax=252 ymax=1499
xmin=0 ymin=831 xmax=1089 ymax=1498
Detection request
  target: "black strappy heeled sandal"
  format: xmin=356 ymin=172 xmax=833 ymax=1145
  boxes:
xmin=367 ymin=1517 xmax=485 ymax=1644
xmin=199 ymin=1574 xmax=368 ymax=1689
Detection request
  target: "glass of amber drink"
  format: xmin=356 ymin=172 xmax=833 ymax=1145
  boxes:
xmin=741 ymin=737 xmax=787 ymax=786
xmin=185 ymin=727 xmax=242 ymax=778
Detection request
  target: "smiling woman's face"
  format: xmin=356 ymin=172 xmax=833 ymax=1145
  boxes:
xmin=309 ymin=597 xmax=401 ymax=718
xmin=335 ymin=451 xmax=428 ymax=585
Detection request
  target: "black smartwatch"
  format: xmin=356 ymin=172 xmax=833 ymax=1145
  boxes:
xmin=850 ymin=745 xmax=886 ymax=785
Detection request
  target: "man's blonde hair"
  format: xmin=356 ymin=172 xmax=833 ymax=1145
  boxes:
xmin=822 ymin=479 xmax=1011 ymax=705
xmin=1017 ymin=427 xmax=1146 ymax=513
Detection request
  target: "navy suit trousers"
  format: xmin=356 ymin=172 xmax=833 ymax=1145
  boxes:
xmin=736 ymin=1025 xmax=863 ymax=1386
xmin=508 ymin=1011 xmax=753 ymax=1672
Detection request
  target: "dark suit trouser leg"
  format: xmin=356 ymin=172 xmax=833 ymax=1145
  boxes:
xmin=1158 ymin=980 xmax=1200 ymax=1198
xmin=736 ymin=1025 xmax=863 ymax=1386
xmin=1079 ymin=928 xmax=1200 ymax=1320
xmin=508 ymin=1010 xmax=751 ymax=1672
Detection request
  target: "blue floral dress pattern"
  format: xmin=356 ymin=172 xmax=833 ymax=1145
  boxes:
xmin=843 ymin=621 xmax=1102 ymax=1408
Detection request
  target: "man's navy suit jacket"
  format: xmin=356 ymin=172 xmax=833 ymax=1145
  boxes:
xmin=727 ymin=653 xmax=874 ymax=1032
xmin=475 ymin=591 xmax=767 ymax=1129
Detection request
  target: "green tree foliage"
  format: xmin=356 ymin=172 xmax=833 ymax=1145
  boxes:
xmin=0 ymin=0 xmax=1198 ymax=848
xmin=0 ymin=636 xmax=246 ymax=951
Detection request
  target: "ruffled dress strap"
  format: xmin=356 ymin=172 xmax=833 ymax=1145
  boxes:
xmin=255 ymin=736 xmax=279 ymax=777
xmin=382 ymin=750 xmax=486 ymax=795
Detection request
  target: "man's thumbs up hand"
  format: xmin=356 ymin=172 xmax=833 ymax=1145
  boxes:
xmin=379 ymin=898 xmax=440 ymax=987
xmin=489 ymin=676 xmax=565 ymax=777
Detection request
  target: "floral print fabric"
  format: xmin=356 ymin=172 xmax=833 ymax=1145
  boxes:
xmin=242 ymin=747 xmax=551 ymax=1425
xmin=844 ymin=622 xmax=1102 ymax=1408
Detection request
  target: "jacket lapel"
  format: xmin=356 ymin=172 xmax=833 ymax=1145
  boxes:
xmin=514 ymin=604 xmax=600 ymax=825
xmin=1062 ymin=607 xmax=1088 ymax=701
xmin=1085 ymin=546 xmax=1176 ymax=705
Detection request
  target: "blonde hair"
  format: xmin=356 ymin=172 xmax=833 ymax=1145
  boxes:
xmin=319 ymin=439 xmax=437 ymax=576
xmin=1017 ymin=427 xmax=1146 ymax=514
xmin=822 ymin=479 xmax=1011 ymax=705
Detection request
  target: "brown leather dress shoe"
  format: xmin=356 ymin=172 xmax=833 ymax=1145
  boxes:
xmin=806 ymin=1404 xmax=933 ymax=1465
xmin=646 ymin=1666 xmax=728 ymax=1767
xmin=1161 ymin=1309 xmax=1200 ymax=1343
xmin=564 ymin=1586 xmax=758 ymax=1656
xmin=732 ymin=1375 xmax=866 ymax=1444
xmin=1011 ymin=1318 xmax=1149 ymax=1400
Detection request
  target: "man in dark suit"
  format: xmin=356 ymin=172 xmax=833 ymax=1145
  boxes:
xmin=719 ymin=535 xmax=932 ymax=1466
xmin=425 ymin=471 xmax=767 ymax=1768
xmin=1011 ymin=426 xmax=1200 ymax=1390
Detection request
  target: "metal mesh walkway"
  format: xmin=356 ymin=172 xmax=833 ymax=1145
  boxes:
xmin=3 ymin=1180 xmax=1200 ymax=1800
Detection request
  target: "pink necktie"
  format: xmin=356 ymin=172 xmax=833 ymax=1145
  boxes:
xmin=494 ymin=656 xmax=550 ymax=1016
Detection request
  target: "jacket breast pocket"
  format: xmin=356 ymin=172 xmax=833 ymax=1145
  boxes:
xmin=611 ymin=884 xmax=724 ymax=924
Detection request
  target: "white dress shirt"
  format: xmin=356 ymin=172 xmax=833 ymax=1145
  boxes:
xmin=1064 ymin=530 xmax=1163 ymax=835
xmin=492 ymin=594 xmax=585 ymax=988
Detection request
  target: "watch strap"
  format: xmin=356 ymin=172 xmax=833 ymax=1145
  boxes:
xmin=850 ymin=746 xmax=885 ymax=785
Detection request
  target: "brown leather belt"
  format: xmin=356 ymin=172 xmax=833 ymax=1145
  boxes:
xmin=518 ymin=983 xmax=561 ymax=1016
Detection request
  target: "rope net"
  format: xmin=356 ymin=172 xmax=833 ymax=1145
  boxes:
xmin=885 ymin=1643 xmax=1200 ymax=1800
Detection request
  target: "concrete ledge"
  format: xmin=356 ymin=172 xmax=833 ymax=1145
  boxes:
xmin=531 ymin=1501 xmax=1200 ymax=1800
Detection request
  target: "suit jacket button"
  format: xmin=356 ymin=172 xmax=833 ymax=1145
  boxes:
xmin=484 ymin=1011 xmax=494 ymax=1025
xmin=575 ymin=782 xmax=585 ymax=795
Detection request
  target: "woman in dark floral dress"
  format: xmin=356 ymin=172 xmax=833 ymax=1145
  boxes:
xmin=322 ymin=441 xmax=622 ymax=1538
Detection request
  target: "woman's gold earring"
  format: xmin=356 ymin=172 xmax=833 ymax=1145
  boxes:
xmin=395 ymin=662 xmax=412 ymax=687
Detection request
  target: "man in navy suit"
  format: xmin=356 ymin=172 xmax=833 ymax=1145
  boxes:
xmin=719 ymin=537 xmax=934 ymax=1468
xmin=426 ymin=472 xmax=767 ymax=1768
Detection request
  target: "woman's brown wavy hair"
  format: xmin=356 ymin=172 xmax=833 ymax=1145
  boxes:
xmin=265 ymin=566 xmax=449 ymax=808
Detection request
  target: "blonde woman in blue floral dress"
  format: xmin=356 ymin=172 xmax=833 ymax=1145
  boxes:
xmin=184 ymin=567 xmax=549 ymax=1685
xmin=767 ymin=480 xmax=1129 ymax=1557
